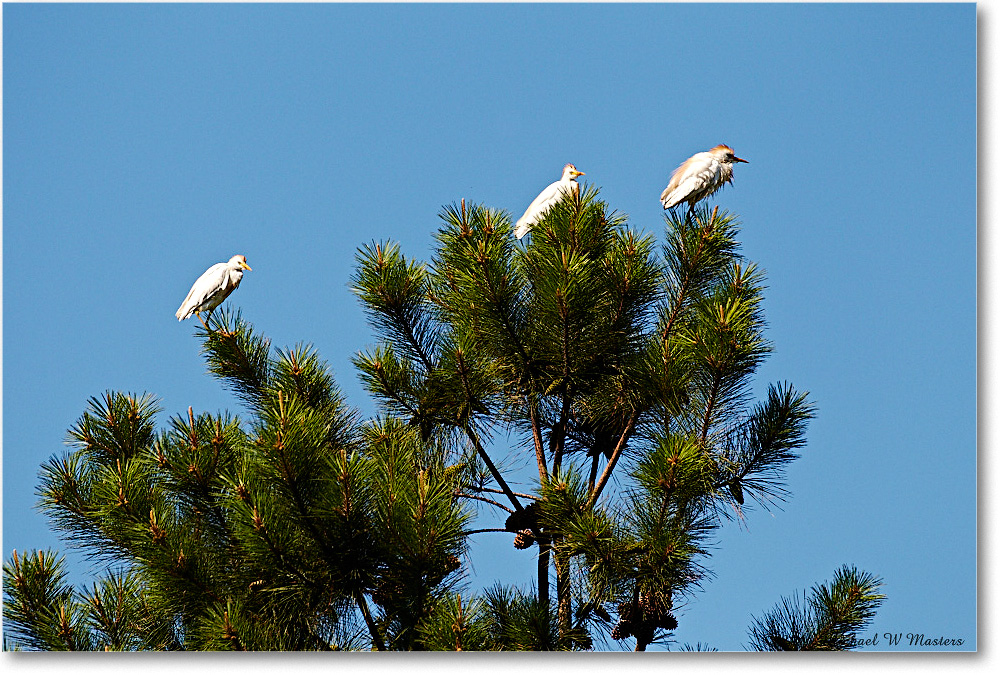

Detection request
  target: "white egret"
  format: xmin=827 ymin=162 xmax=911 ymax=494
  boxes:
xmin=175 ymin=254 xmax=252 ymax=329
xmin=514 ymin=163 xmax=585 ymax=239
xmin=659 ymin=145 xmax=748 ymax=215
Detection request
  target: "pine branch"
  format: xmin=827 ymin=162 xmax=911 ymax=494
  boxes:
xmin=454 ymin=492 xmax=514 ymax=514
xmin=659 ymin=205 xmax=741 ymax=343
xmin=200 ymin=308 xmax=273 ymax=409
xmin=747 ymin=565 xmax=885 ymax=650
xmin=806 ymin=566 xmax=886 ymax=650
xmin=83 ymin=569 xmax=150 ymax=650
xmin=431 ymin=202 xmax=534 ymax=378
xmin=723 ymin=383 xmax=816 ymax=508
xmin=354 ymin=591 xmax=386 ymax=651
xmin=586 ymin=411 xmax=639 ymax=508
xmin=256 ymin=391 xmax=340 ymax=564
xmin=464 ymin=485 xmax=538 ymax=501
xmin=354 ymin=344 xmax=423 ymax=421
xmin=529 ymin=401 xmax=549 ymax=481
xmin=3 ymin=550 xmax=91 ymax=651
xmin=462 ymin=425 xmax=527 ymax=517
xmin=352 ymin=241 xmax=441 ymax=374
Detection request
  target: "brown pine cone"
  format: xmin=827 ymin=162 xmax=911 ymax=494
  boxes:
xmin=632 ymin=621 xmax=655 ymax=646
xmin=504 ymin=511 xmax=523 ymax=533
xmin=655 ymin=612 xmax=678 ymax=630
xmin=610 ymin=620 xmax=632 ymax=641
xmin=504 ymin=502 xmax=540 ymax=533
xmin=513 ymin=530 xmax=535 ymax=549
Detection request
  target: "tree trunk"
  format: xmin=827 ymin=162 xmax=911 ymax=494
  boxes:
xmin=555 ymin=547 xmax=572 ymax=642
xmin=538 ymin=540 xmax=550 ymax=611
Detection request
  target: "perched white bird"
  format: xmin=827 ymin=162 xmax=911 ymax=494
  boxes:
xmin=514 ymin=163 xmax=585 ymax=239
xmin=659 ymin=145 xmax=748 ymax=214
xmin=175 ymin=254 xmax=252 ymax=328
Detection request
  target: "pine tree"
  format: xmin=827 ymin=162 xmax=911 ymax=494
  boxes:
xmin=5 ymin=186 xmax=884 ymax=651
xmin=350 ymin=194 xmax=847 ymax=650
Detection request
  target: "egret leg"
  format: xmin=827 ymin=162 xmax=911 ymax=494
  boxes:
xmin=195 ymin=311 xmax=210 ymax=331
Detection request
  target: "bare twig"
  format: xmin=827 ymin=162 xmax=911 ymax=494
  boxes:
xmin=455 ymin=492 xmax=514 ymax=513
xmin=586 ymin=412 xmax=639 ymax=508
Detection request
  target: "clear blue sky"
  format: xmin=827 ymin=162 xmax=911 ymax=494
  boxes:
xmin=2 ymin=2 xmax=976 ymax=653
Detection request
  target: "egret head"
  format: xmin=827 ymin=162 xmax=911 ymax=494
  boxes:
xmin=562 ymin=163 xmax=586 ymax=180
xmin=230 ymin=254 xmax=252 ymax=271
xmin=711 ymin=145 xmax=748 ymax=164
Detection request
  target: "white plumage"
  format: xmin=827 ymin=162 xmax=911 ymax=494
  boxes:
xmin=514 ymin=163 xmax=585 ymax=239
xmin=175 ymin=254 xmax=252 ymax=327
xmin=660 ymin=145 xmax=748 ymax=212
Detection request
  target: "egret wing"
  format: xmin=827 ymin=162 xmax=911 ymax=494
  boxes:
xmin=176 ymin=262 xmax=229 ymax=320
xmin=661 ymin=153 xmax=722 ymax=208
xmin=515 ymin=180 xmax=572 ymax=238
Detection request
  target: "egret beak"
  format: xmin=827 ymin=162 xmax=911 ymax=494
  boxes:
xmin=242 ymin=262 xmax=253 ymax=271
xmin=733 ymin=156 xmax=748 ymax=164
xmin=575 ymin=170 xmax=586 ymax=177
